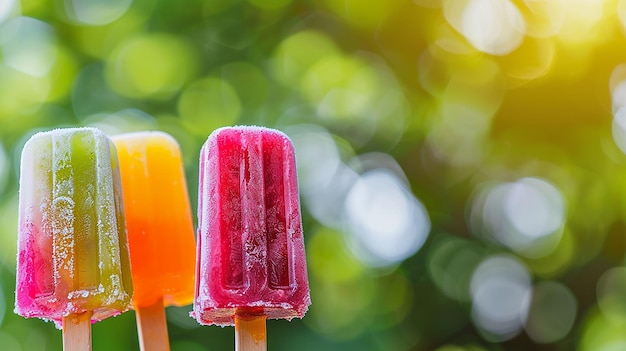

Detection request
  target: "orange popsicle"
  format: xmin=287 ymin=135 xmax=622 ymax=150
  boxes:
xmin=112 ymin=131 xmax=196 ymax=351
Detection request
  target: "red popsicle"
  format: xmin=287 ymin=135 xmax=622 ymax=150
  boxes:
xmin=193 ymin=126 xmax=311 ymax=350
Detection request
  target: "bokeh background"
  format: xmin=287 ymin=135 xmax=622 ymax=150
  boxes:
xmin=2 ymin=0 xmax=626 ymax=350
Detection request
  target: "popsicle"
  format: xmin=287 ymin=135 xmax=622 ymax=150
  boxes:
xmin=112 ymin=132 xmax=196 ymax=351
xmin=15 ymin=127 xmax=133 ymax=350
xmin=193 ymin=126 xmax=311 ymax=350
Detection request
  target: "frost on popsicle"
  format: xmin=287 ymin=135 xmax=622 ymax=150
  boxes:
xmin=15 ymin=128 xmax=133 ymax=328
xmin=193 ymin=126 xmax=311 ymax=326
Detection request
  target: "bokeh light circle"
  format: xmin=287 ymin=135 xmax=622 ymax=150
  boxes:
xmin=271 ymin=30 xmax=340 ymax=87
xmin=287 ymin=125 xmax=358 ymax=228
xmin=460 ymin=0 xmax=526 ymax=55
xmin=65 ymin=0 xmax=132 ymax=25
xmin=470 ymin=255 xmax=532 ymax=341
xmin=0 ymin=16 xmax=57 ymax=77
xmin=579 ymin=308 xmax=626 ymax=351
xmin=0 ymin=64 xmax=50 ymax=118
xmin=428 ymin=235 xmax=484 ymax=301
xmin=524 ymin=281 xmax=577 ymax=343
xmin=344 ymin=168 xmax=431 ymax=267
xmin=612 ymin=107 xmax=626 ymax=155
xmin=300 ymin=54 xmax=379 ymax=121
xmin=106 ymin=34 xmax=196 ymax=99
xmin=0 ymin=0 xmax=19 ymax=25
xmin=504 ymin=178 xmax=565 ymax=239
xmin=177 ymin=77 xmax=241 ymax=136
xmin=597 ymin=267 xmax=626 ymax=322
xmin=522 ymin=0 xmax=566 ymax=38
xmin=471 ymin=177 xmax=566 ymax=257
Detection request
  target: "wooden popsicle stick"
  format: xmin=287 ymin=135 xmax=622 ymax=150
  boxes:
xmin=235 ymin=315 xmax=267 ymax=351
xmin=62 ymin=311 xmax=92 ymax=351
xmin=135 ymin=298 xmax=170 ymax=351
